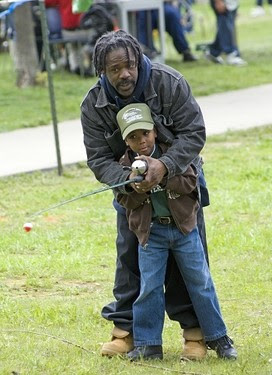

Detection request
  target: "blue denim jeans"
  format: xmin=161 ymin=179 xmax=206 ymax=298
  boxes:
xmin=133 ymin=223 xmax=227 ymax=346
xmin=137 ymin=3 xmax=189 ymax=54
xmin=209 ymin=9 xmax=239 ymax=57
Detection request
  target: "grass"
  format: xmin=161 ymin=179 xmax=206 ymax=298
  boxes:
xmin=1 ymin=1 xmax=272 ymax=372
xmin=1 ymin=0 xmax=272 ymax=132
xmin=0 ymin=125 xmax=272 ymax=374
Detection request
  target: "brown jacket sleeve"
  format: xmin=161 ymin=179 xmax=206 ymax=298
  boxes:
xmin=116 ymin=191 xmax=149 ymax=210
xmin=165 ymin=165 xmax=197 ymax=195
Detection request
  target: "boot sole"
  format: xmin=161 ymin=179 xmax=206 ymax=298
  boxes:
xmin=101 ymin=348 xmax=128 ymax=357
xmin=181 ymin=354 xmax=206 ymax=361
xmin=128 ymin=354 xmax=163 ymax=361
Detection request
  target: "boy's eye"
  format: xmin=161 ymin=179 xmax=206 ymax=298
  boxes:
xmin=128 ymin=135 xmax=136 ymax=140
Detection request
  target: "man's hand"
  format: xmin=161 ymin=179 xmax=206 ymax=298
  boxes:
xmin=214 ymin=0 xmax=226 ymax=13
xmin=133 ymin=155 xmax=167 ymax=193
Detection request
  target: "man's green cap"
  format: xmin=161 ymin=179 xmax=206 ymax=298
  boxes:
xmin=117 ymin=103 xmax=154 ymax=140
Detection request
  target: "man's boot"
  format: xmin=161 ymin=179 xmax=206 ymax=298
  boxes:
xmin=101 ymin=326 xmax=134 ymax=356
xmin=181 ymin=327 xmax=207 ymax=361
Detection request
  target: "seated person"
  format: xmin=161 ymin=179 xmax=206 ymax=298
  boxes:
xmin=45 ymin=0 xmax=94 ymax=75
xmin=137 ymin=1 xmax=197 ymax=62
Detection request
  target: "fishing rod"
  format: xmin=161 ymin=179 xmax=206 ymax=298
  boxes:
xmin=23 ymin=160 xmax=148 ymax=231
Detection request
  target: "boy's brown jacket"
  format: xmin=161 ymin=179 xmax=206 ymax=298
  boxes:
xmin=116 ymin=143 xmax=199 ymax=246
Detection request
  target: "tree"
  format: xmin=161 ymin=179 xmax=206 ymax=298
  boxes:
xmin=10 ymin=2 xmax=39 ymax=87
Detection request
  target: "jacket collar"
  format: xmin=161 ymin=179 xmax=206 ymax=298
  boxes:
xmin=95 ymin=77 xmax=157 ymax=108
xmin=95 ymin=60 xmax=157 ymax=109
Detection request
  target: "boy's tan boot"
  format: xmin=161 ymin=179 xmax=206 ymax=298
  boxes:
xmin=101 ymin=326 xmax=134 ymax=356
xmin=181 ymin=327 xmax=207 ymax=361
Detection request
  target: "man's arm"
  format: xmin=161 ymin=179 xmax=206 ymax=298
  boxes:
xmin=135 ymin=76 xmax=205 ymax=191
xmin=158 ymin=77 xmax=206 ymax=178
xmin=81 ymin=97 xmax=130 ymax=192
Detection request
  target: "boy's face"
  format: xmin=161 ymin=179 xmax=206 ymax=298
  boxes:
xmin=125 ymin=129 xmax=157 ymax=156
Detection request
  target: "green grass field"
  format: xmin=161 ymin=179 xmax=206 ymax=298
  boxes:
xmin=0 ymin=0 xmax=272 ymax=132
xmin=1 ymin=0 xmax=272 ymax=372
xmin=0 ymin=125 xmax=271 ymax=374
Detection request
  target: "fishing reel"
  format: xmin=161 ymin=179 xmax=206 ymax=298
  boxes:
xmin=131 ymin=159 xmax=148 ymax=176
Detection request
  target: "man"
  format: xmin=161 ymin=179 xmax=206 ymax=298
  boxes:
xmin=81 ymin=29 xmax=210 ymax=360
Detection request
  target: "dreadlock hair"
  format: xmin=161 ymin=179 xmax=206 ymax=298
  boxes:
xmin=93 ymin=29 xmax=144 ymax=76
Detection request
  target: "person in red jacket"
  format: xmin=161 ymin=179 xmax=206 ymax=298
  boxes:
xmin=45 ymin=0 xmax=93 ymax=74
xmin=45 ymin=0 xmax=81 ymax=30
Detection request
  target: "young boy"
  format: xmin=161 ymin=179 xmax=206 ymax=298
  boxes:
xmin=115 ymin=103 xmax=237 ymax=361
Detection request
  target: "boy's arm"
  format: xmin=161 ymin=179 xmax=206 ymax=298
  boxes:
xmin=116 ymin=191 xmax=149 ymax=210
xmin=165 ymin=165 xmax=197 ymax=195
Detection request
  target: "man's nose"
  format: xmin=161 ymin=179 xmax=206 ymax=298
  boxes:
xmin=119 ymin=68 xmax=130 ymax=79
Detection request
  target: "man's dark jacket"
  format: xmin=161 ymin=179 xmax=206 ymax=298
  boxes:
xmin=80 ymin=62 xmax=206 ymax=192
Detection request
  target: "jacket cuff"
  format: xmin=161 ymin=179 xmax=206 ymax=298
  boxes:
xmin=158 ymin=155 xmax=175 ymax=179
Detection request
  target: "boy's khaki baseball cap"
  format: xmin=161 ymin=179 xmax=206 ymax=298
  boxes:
xmin=117 ymin=103 xmax=154 ymax=140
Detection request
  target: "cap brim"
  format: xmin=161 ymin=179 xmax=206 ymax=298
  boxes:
xmin=122 ymin=122 xmax=154 ymax=140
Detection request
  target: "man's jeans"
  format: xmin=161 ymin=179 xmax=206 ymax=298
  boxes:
xmin=210 ymin=9 xmax=239 ymax=57
xmin=133 ymin=224 xmax=227 ymax=346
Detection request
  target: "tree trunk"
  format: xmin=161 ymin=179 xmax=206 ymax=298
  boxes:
xmin=11 ymin=2 xmax=39 ymax=87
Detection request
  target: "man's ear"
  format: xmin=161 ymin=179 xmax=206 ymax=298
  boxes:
xmin=154 ymin=128 xmax=157 ymax=137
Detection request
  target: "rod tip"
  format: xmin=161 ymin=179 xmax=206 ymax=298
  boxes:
xmin=23 ymin=222 xmax=33 ymax=232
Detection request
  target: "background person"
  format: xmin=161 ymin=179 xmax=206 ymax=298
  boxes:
xmin=137 ymin=1 xmax=197 ymax=62
xmin=204 ymin=0 xmax=247 ymax=66
xmin=45 ymin=0 xmax=94 ymax=75
xmin=80 ymin=29 xmax=209 ymax=361
xmin=250 ymin=0 xmax=272 ymax=16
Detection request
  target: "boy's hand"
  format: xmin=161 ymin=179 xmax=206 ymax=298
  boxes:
xmin=129 ymin=170 xmax=144 ymax=192
xmin=134 ymin=155 xmax=167 ymax=193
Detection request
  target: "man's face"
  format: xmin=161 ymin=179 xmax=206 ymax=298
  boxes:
xmin=105 ymin=47 xmax=138 ymax=98
xmin=125 ymin=129 xmax=157 ymax=156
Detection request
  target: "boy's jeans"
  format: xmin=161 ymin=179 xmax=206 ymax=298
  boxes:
xmin=133 ymin=223 xmax=227 ymax=346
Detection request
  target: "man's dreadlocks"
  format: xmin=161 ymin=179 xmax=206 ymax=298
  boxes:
xmin=93 ymin=29 xmax=144 ymax=76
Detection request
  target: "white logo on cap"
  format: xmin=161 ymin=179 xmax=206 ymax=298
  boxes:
xmin=122 ymin=108 xmax=143 ymax=123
